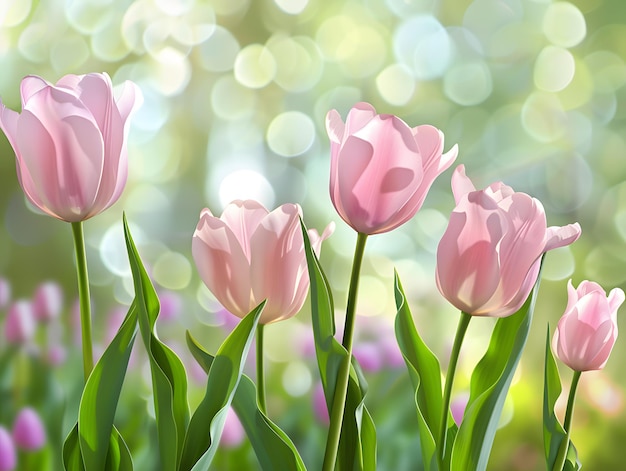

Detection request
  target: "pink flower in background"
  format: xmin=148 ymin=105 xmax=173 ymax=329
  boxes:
xmin=0 ymin=427 xmax=16 ymax=471
xmin=192 ymin=200 xmax=334 ymax=324
xmin=219 ymin=408 xmax=244 ymax=448
xmin=553 ymin=280 xmax=624 ymax=371
xmin=436 ymin=165 xmax=582 ymax=317
xmin=4 ymin=301 xmax=36 ymax=345
xmin=325 ymin=102 xmax=458 ymax=235
xmin=450 ymin=391 xmax=470 ymax=426
xmin=32 ymin=281 xmax=63 ymax=322
xmin=0 ymin=73 xmax=142 ymax=222
xmin=12 ymin=407 xmax=46 ymax=450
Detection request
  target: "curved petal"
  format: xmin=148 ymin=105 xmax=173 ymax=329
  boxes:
xmin=544 ymin=223 xmax=582 ymax=252
xmin=344 ymin=102 xmax=377 ymax=137
xmin=607 ymin=287 xmax=625 ymax=314
xmin=220 ymin=200 xmax=269 ymax=260
xmin=496 ymin=193 xmax=547 ymax=308
xmin=192 ymin=209 xmax=253 ymax=318
xmin=0 ymin=101 xmax=20 ymax=152
xmin=20 ymin=76 xmax=50 ymax=107
xmin=250 ymin=204 xmax=304 ymax=323
xmin=436 ymin=199 xmax=504 ymax=314
xmin=450 ymin=165 xmax=476 ymax=206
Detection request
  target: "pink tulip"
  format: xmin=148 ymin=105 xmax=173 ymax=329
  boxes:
xmin=552 ymin=280 xmax=624 ymax=371
xmin=4 ymin=301 xmax=36 ymax=345
xmin=0 ymin=73 xmax=142 ymax=222
xmin=0 ymin=427 xmax=16 ymax=471
xmin=436 ymin=165 xmax=582 ymax=317
xmin=192 ymin=200 xmax=334 ymax=324
xmin=325 ymin=102 xmax=458 ymax=234
xmin=32 ymin=281 xmax=63 ymax=322
xmin=12 ymin=407 xmax=46 ymax=450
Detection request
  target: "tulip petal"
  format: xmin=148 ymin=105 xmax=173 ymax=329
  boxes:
xmin=607 ymin=287 xmax=625 ymax=314
xmin=451 ymin=165 xmax=476 ymax=205
xmin=220 ymin=200 xmax=269 ymax=260
xmin=250 ymin=204 xmax=304 ymax=323
xmin=344 ymin=102 xmax=377 ymax=136
xmin=192 ymin=210 xmax=253 ymax=318
xmin=436 ymin=207 xmax=502 ymax=314
xmin=325 ymin=109 xmax=345 ymax=145
xmin=544 ymin=223 xmax=582 ymax=252
xmin=0 ymin=100 xmax=20 ymax=152
xmin=20 ymin=75 xmax=50 ymax=107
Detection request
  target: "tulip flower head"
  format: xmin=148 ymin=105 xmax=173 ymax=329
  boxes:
xmin=553 ymin=280 xmax=624 ymax=372
xmin=0 ymin=73 xmax=142 ymax=222
xmin=326 ymin=102 xmax=458 ymax=235
xmin=192 ymin=200 xmax=334 ymax=324
xmin=436 ymin=165 xmax=582 ymax=317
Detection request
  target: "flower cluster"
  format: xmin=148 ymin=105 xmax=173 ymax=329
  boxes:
xmin=0 ymin=75 xmax=622 ymax=471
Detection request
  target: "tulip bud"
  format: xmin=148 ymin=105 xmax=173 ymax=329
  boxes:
xmin=12 ymin=407 xmax=46 ymax=450
xmin=4 ymin=301 xmax=36 ymax=345
xmin=0 ymin=427 xmax=16 ymax=471
xmin=326 ymin=102 xmax=458 ymax=235
xmin=436 ymin=165 xmax=582 ymax=317
xmin=32 ymin=281 xmax=63 ymax=322
xmin=553 ymin=280 xmax=624 ymax=372
xmin=0 ymin=73 xmax=142 ymax=222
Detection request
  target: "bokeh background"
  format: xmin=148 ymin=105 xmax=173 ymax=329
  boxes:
xmin=1 ymin=0 xmax=626 ymax=469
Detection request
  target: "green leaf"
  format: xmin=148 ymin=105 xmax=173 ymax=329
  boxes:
xmin=186 ymin=331 xmax=307 ymax=471
xmin=450 ymin=259 xmax=544 ymax=471
xmin=63 ymin=425 xmax=85 ymax=471
xmin=179 ymin=302 xmax=263 ymax=470
xmin=62 ymin=296 xmax=138 ymax=471
xmin=393 ymin=270 xmax=445 ymax=471
xmin=543 ymin=328 xmax=580 ymax=471
xmin=77 ymin=303 xmax=138 ymax=471
xmin=123 ymin=215 xmax=190 ymax=470
xmin=301 ymin=220 xmax=376 ymax=471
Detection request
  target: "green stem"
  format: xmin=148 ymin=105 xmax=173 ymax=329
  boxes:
xmin=322 ymin=232 xmax=368 ymax=471
xmin=256 ymin=323 xmax=267 ymax=415
xmin=71 ymin=221 xmax=94 ymax=382
xmin=439 ymin=311 xmax=472 ymax=464
xmin=563 ymin=370 xmax=581 ymax=433
xmin=554 ymin=370 xmax=582 ymax=471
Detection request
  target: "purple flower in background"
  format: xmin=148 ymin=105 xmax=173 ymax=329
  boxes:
xmin=219 ymin=408 xmax=244 ymax=448
xmin=32 ymin=281 xmax=63 ymax=322
xmin=12 ymin=407 xmax=46 ymax=450
xmin=0 ymin=427 xmax=16 ymax=471
xmin=4 ymin=301 xmax=36 ymax=345
xmin=450 ymin=391 xmax=470 ymax=426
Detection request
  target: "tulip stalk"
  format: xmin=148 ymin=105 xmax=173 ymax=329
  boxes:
xmin=322 ymin=232 xmax=368 ymax=471
xmin=439 ymin=311 xmax=472 ymax=463
xmin=554 ymin=370 xmax=582 ymax=471
xmin=71 ymin=222 xmax=94 ymax=381
xmin=256 ymin=323 xmax=267 ymax=414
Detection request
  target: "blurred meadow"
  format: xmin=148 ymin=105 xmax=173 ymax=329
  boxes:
xmin=1 ymin=0 xmax=626 ymax=469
